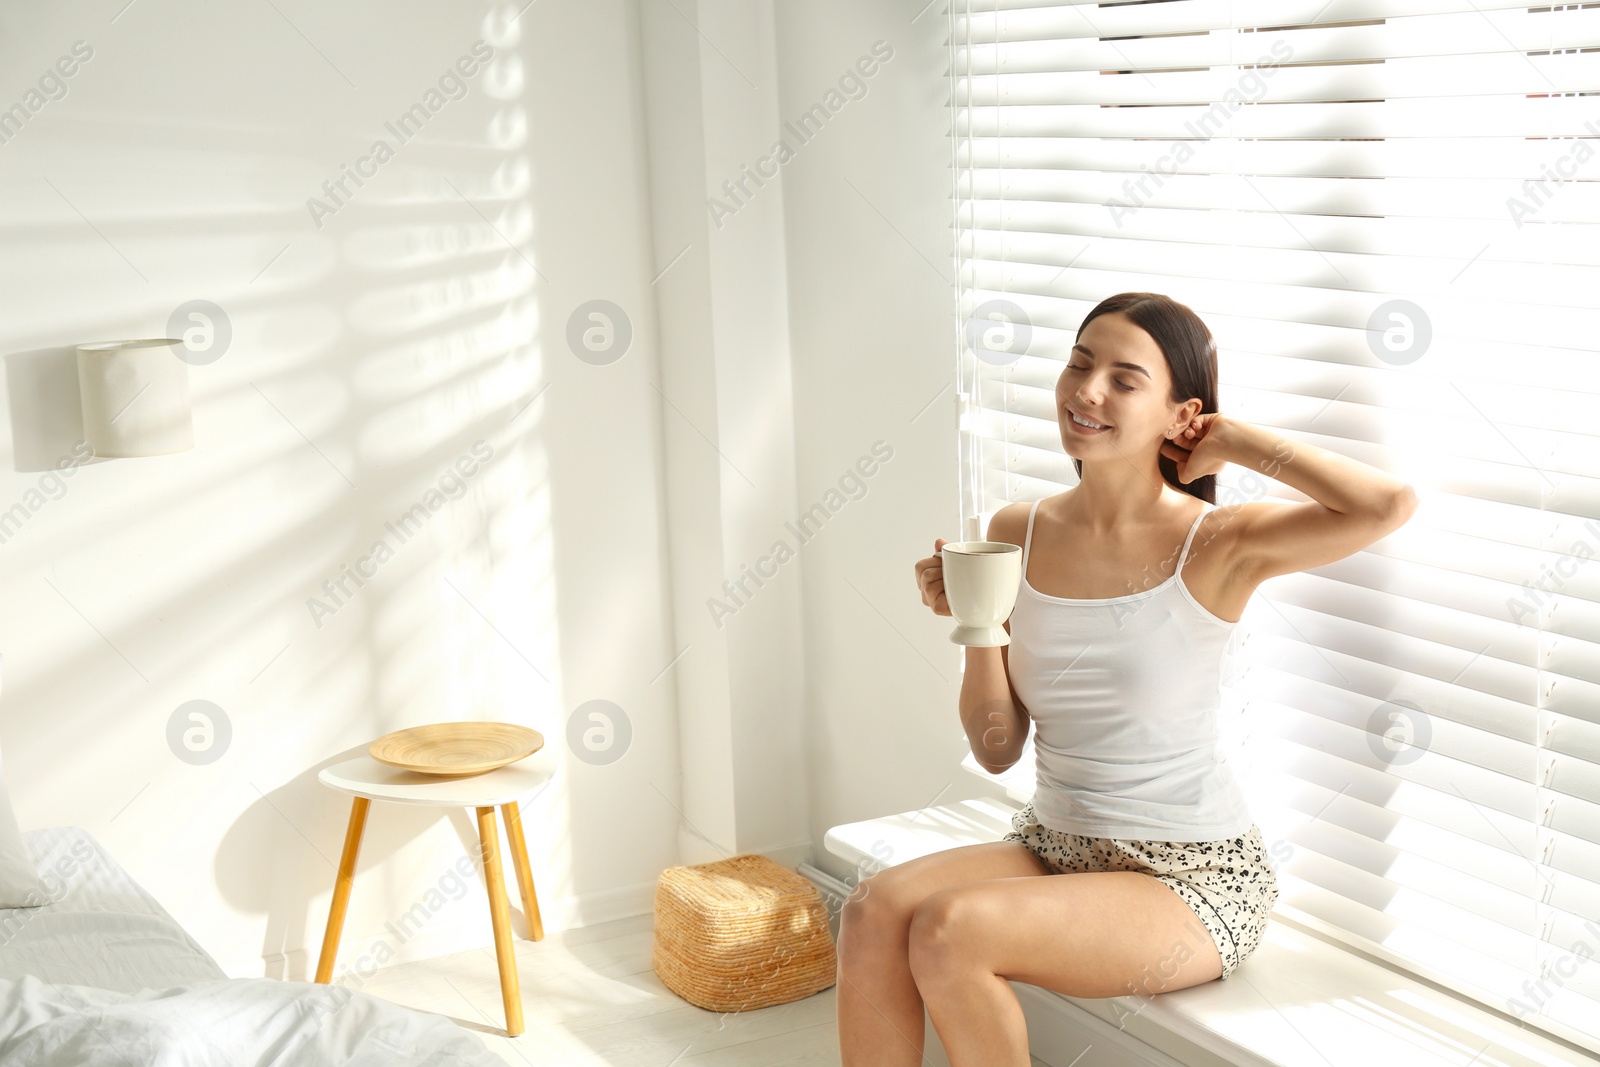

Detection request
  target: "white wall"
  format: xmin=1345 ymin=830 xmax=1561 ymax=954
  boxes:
xmin=0 ymin=0 xmax=984 ymax=981
xmin=636 ymin=0 xmax=814 ymax=872
xmin=769 ymin=2 xmax=1002 ymax=876
xmin=0 ymin=0 xmax=685 ymax=977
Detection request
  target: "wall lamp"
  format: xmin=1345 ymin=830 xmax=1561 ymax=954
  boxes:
xmin=75 ymin=338 xmax=192 ymax=458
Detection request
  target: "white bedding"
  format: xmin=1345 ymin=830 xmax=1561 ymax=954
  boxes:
xmin=0 ymin=974 xmax=503 ymax=1066
xmin=0 ymin=828 xmax=503 ymax=1066
xmin=0 ymin=827 xmax=224 ymax=993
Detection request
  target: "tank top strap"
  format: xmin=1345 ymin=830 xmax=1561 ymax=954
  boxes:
xmin=1022 ymin=498 xmax=1041 ymax=577
xmin=1176 ymin=501 xmax=1213 ymax=578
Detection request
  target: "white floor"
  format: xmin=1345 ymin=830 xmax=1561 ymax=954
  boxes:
xmin=356 ymin=911 xmax=836 ymax=1066
xmin=355 ymin=911 xmax=1052 ymax=1066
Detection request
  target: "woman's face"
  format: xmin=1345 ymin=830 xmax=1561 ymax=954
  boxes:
xmin=1055 ymin=312 xmax=1184 ymax=456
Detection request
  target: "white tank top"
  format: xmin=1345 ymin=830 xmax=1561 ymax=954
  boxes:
xmin=1007 ymin=497 xmax=1255 ymax=842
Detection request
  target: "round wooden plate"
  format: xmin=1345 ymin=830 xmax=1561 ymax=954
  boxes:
xmin=369 ymin=722 xmax=543 ymax=777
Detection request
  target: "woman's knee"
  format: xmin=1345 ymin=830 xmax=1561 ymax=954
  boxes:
xmin=839 ymin=870 xmax=916 ymax=946
xmin=906 ymin=890 xmax=992 ymax=980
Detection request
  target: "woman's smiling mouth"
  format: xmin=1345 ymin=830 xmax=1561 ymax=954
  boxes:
xmin=1067 ymin=408 xmax=1111 ymax=434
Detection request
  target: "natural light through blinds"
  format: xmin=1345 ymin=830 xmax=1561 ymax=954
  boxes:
xmin=947 ymin=0 xmax=1600 ymax=1053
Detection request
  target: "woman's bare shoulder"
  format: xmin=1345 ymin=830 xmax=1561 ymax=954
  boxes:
xmin=986 ymin=494 xmax=1067 ymax=547
xmin=985 ymin=502 xmax=1027 ymax=547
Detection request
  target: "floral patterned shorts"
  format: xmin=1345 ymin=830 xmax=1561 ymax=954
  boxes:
xmin=1000 ymin=801 xmax=1278 ymax=980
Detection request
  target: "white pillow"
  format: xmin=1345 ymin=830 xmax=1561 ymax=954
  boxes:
xmin=0 ymin=653 xmax=48 ymax=907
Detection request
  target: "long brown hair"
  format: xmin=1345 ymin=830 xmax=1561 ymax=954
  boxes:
xmin=1071 ymin=292 xmax=1219 ymax=505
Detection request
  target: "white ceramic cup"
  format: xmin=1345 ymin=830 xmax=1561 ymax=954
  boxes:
xmin=940 ymin=540 xmax=1021 ymax=646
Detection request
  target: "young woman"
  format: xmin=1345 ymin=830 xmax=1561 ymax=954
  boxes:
xmin=839 ymin=292 xmax=1418 ymax=1067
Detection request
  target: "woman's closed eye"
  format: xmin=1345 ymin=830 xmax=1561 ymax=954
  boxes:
xmin=1067 ymin=363 xmax=1135 ymax=391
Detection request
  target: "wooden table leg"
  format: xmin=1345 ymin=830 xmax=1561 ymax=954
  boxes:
xmin=315 ymin=796 xmax=370 ymax=984
xmin=500 ymin=801 xmax=544 ymax=941
xmin=477 ymin=805 xmax=524 ymax=1037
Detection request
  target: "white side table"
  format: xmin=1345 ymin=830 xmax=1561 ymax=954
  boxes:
xmin=312 ymin=754 xmax=553 ymax=1037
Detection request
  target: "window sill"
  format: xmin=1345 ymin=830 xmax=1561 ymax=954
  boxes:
xmin=822 ymin=776 xmax=1597 ymax=1067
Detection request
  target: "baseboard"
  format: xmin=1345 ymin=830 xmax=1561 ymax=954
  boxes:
xmin=243 ymin=875 xmax=659 ymax=982
xmin=244 ymin=841 xmax=816 ymax=981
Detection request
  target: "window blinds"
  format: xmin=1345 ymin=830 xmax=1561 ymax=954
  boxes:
xmin=948 ymin=0 xmax=1600 ymax=1054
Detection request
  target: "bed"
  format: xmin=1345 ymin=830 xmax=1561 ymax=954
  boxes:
xmin=0 ymin=825 xmax=504 ymax=1066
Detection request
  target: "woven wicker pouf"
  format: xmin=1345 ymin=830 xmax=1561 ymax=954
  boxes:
xmin=652 ymin=852 xmax=837 ymax=1012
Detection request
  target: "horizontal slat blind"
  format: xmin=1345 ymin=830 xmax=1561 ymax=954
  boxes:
xmin=949 ymin=0 xmax=1600 ymax=1053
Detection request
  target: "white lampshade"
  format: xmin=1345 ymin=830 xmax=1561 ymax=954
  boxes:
xmin=76 ymin=338 xmax=193 ymax=458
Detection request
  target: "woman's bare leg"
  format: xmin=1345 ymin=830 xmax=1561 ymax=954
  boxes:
xmin=837 ymin=840 xmax=1052 ymax=1067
